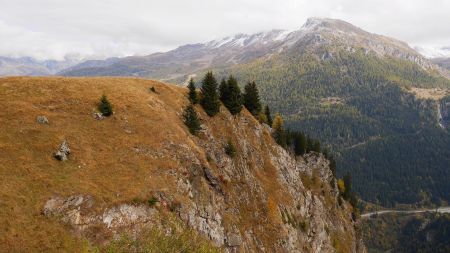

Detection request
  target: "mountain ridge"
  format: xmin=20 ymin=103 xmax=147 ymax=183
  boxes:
xmin=58 ymin=17 xmax=439 ymax=79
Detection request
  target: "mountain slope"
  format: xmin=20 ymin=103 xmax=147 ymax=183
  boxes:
xmin=0 ymin=77 xmax=365 ymax=252
xmin=60 ymin=18 xmax=438 ymax=80
xmin=58 ymin=18 xmax=450 ymax=207
xmin=212 ymin=19 xmax=450 ymax=207
xmin=0 ymin=56 xmax=79 ymax=76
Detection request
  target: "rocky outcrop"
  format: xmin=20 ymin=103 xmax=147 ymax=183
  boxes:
xmin=43 ymin=111 xmax=365 ymax=252
xmin=54 ymin=140 xmax=71 ymax=161
xmin=36 ymin=115 xmax=49 ymax=124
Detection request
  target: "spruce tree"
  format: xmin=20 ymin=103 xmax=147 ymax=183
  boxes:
xmin=219 ymin=78 xmax=229 ymax=104
xmin=187 ymin=78 xmax=198 ymax=104
xmin=200 ymin=71 xmax=220 ymax=117
xmin=264 ymin=105 xmax=273 ymax=126
xmin=98 ymin=95 xmax=113 ymax=117
xmin=243 ymin=81 xmax=262 ymax=117
xmin=223 ymin=75 xmax=243 ymax=115
xmin=343 ymin=173 xmax=352 ymax=200
xmin=306 ymin=136 xmax=314 ymax=153
xmin=272 ymin=113 xmax=286 ymax=147
xmin=183 ymin=104 xmax=201 ymax=135
xmin=294 ymin=132 xmax=307 ymax=156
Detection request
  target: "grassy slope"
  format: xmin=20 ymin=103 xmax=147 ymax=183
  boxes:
xmin=2 ymin=77 xmax=330 ymax=252
xmin=0 ymin=77 xmax=213 ymax=252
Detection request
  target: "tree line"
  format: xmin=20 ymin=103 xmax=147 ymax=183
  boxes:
xmin=183 ymin=71 xmax=330 ymax=159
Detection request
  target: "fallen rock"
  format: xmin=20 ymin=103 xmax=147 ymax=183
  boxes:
xmin=93 ymin=112 xmax=105 ymax=120
xmin=36 ymin=116 xmax=49 ymax=124
xmin=54 ymin=140 xmax=71 ymax=161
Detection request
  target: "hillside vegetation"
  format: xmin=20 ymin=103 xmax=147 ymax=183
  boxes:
xmin=0 ymin=77 xmax=362 ymax=252
xmin=363 ymin=212 xmax=450 ymax=253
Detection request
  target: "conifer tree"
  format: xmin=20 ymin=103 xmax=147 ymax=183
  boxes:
xmin=343 ymin=173 xmax=352 ymax=201
xmin=222 ymin=75 xmax=243 ymax=115
xmin=219 ymin=78 xmax=229 ymax=103
xmin=294 ymin=132 xmax=307 ymax=156
xmin=187 ymin=78 xmax=198 ymax=104
xmin=98 ymin=95 xmax=113 ymax=117
xmin=272 ymin=113 xmax=286 ymax=147
xmin=306 ymin=136 xmax=314 ymax=153
xmin=200 ymin=71 xmax=220 ymax=116
xmin=183 ymin=104 xmax=201 ymax=135
xmin=264 ymin=105 xmax=273 ymax=126
xmin=243 ymin=81 xmax=262 ymax=117
xmin=258 ymin=111 xmax=268 ymax=124
xmin=224 ymin=139 xmax=237 ymax=157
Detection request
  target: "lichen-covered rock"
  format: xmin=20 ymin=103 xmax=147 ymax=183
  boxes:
xmin=93 ymin=112 xmax=105 ymax=120
xmin=36 ymin=116 xmax=49 ymax=124
xmin=54 ymin=140 xmax=71 ymax=161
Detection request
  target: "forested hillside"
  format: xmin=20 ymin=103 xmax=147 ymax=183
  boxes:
xmin=363 ymin=212 xmax=450 ymax=253
xmin=214 ymin=49 xmax=450 ymax=206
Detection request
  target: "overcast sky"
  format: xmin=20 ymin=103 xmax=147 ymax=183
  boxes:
xmin=1 ymin=0 xmax=449 ymax=61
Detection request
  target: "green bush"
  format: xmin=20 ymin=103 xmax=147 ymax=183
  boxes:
xmin=147 ymin=197 xmax=158 ymax=207
xmin=224 ymin=139 xmax=237 ymax=157
xmin=98 ymin=95 xmax=113 ymax=116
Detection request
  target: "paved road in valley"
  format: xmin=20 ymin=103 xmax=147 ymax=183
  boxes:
xmin=361 ymin=206 xmax=450 ymax=219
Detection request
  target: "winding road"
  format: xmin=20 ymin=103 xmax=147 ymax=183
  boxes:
xmin=361 ymin=206 xmax=450 ymax=219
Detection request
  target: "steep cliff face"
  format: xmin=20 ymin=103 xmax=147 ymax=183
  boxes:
xmin=0 ymin=77 xmax=365 ymax=252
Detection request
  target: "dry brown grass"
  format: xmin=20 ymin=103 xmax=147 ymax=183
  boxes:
xmin=0 ymin=77 xmax=197 ymax=252
xmin=407 ymin=87 xmax=449 ymax=100
xmin=0 ymin=76 xmax=303 ymax=252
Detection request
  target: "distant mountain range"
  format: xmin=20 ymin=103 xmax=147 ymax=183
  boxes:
xmin=58 ymin=17 xmax=443 ymax=81
xmin=0 ymin=56 xmax=80 ymax=76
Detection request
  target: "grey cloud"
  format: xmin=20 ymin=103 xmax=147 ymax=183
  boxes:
xmin=0 ymin=0 xmax=449 ymax=60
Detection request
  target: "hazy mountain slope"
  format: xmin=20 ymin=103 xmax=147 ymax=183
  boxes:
xmin=60 ymin=18 xmax=438 ymax=80
xmin=0 ymin=56 xmax=79 ymax=76
xmin=59 ymin=30 xmax=292 ymax=79
xmin=432 ymin=57 xmax=450 ymax=70
xmin=0 ymin=77 xmax=365 ymax=252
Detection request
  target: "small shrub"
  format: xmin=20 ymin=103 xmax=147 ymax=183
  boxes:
xmin=98 ymin=95 xmax=113 ymax=116
xmin=337 ymin=179 xmax=346 ymax=195
xmin=224 ymin=139 xmax=237 ymax=157
xmin=169 ymin=201 xmax=181 ymax=212
xmin=149 ymin=86 xmax=157 ymax=93
xmin=299 ymin=220 xmax=309 ymax=232
xmin=131 ymin=197 xmax=144 ymax=205
xmin=206 ymin=154 xmax=212 ymax=162
xmin=147 ymin=197 xmax=158 ymax=207
xmin=258 ymin=111 xmax=268 ymax=124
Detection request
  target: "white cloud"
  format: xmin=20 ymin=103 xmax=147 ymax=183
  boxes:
xmin=0 ymin=0 xmax=449 ymax=60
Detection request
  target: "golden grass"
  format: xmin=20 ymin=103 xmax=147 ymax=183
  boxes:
xmin=0 ymin=77 xmax=195 ymax=252
xmin=408 ymin=87 xmax=449 ymax=100
xmin=0 ymin=76 xmax=299 ymax=252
